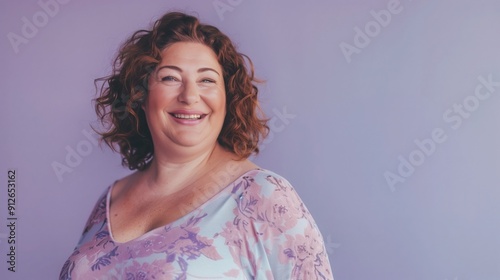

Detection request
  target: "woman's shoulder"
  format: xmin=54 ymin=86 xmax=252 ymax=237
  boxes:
xmin=79 ymin=184 xmax=111 ymax=236
xmin=239 ymin=168 xmax=298 ymax=196
xmin=233 ymin=168 xmax=309 ymax=217
xmin=225 ymin=169 xmax=334 ymax=279
xmin=81 ymin=172 xmax=134 ymax=227
xmin=246 ymin=168 xmax=287 ymax=179
xmin=109 ymin=171 xmax=140 ymax=197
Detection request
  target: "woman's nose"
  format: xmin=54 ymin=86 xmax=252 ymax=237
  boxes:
xmin=177 ymin=81 xmax=200 ymax=105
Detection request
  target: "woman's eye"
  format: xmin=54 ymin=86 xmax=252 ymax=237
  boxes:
xmin=201 ymin=79 xmax=215 ymax=83
xmin=161 ymin=76 xmax=178 ymax=82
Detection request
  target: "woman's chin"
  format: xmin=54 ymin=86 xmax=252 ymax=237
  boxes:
xmin=169 ymin=133 xmax=211 ymax=149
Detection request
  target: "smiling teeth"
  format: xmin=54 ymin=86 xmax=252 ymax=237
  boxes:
xmin=174 ymin=114 xmax=201 ymax=119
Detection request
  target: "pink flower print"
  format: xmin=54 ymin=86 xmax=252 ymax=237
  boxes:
xmin=127 ymin=239 xmax=155 ymax=259
xmin=266 ymin=175 xmax=309 ymax=216
xmin=95 ymin=230 xmax=115 ymax=250
xmin=173 ymin=231 xmax=205 ymax=260
xmin=280 ymin=226 xmax=332 ymax=280
xmin=148 ymin=232 xmax=169 ymax=251
xmin=196 ymin=235 xmax=222 ymax=261
xmin=82 ymin=195 xmax=107 ymax=235
xmin=220 ymin=221 xmax=242 ymax=247
xmin=91 ymin=246 xmax=119 ymax=272
xmin=224 ymin=268 xmax=241 ymax=278
xmin=122 ymin=259 xmax=174 ymax=280
xmin=265 ymin=175 xmax=290 ymax=192
xmin=219 ymin=221 xmax=244 ymax=265
xmin=74 ymin=231 xmax=117 ymax=272
xmin=219 ymin=219 xmax=261 ymax=270
xmin=263 ymin=191 xmax=304 ymax=234
xmin=164 ymin=225 xmax=190 ymax=242
xmin=142 ymin=239 xmax=154 ymax=253
xmin=234 ymin=183 xmax=266 ymax=222
xmin=241 ymin=180 xmax=305 ymax=236
xmin=160 ymin=212 xmax=222 ymax=276
xmin=128 ymin=233 xmax=170 ymax=259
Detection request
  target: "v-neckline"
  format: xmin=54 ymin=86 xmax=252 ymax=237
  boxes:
xmin=105 ymin=168 xmax=261 ymax=244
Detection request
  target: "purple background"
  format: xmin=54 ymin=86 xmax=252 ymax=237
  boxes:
xmin=2 ymin=0 xmax=500 ymax=279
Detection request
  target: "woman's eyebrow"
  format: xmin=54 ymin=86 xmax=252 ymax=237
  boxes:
xmin=157 ymin=65 xmax=220 ymax=76
xmin=157 ymin=65 xmax=182 ymax=72
xmin=198 ymin=67 xmax=220 ymax=76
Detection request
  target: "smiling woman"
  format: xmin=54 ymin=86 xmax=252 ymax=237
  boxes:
xmin=145 ymin=42 xmax=227 ymax=155
xmin=59 ymin=11 xmax=333 ymax=279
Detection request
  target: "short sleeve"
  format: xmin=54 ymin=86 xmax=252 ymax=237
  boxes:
xmin=76 ymin=187 xmax=109 ymax=247
xmin=60 ymin=187 xmax=109 ymax=280
xmin=240 ymin=172 xmax=334 ymax=279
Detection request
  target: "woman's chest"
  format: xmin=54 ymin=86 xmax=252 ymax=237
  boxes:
xmin=69 ymin=207 xmax=260 ymax=280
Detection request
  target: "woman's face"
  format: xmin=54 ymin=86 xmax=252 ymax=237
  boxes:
xmin=144 ymin=42 xmax=226 ymax=154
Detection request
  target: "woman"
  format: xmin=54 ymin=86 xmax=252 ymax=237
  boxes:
xmin=60 ymin=12 xmax=333 ymax=280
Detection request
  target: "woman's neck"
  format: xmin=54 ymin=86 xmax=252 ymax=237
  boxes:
xmin=140 ymin=144 xmax=231 ymax=196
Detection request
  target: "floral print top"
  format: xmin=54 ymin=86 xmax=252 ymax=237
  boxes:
xmin=60 ymin=169 xmax=333 ymax=279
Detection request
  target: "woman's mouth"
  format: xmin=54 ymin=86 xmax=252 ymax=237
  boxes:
xmin=169 ymin=112 xmax=208 ymax=122
xmin=172 ymin=113 xmax=203 ymax=120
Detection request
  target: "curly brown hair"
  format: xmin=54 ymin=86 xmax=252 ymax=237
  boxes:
xmin=94 ymin=12 xmax=269 ymax=170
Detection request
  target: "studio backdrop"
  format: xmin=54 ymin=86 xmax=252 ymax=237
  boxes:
xmin=1 ymin=0 xmax=500 ymax=279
